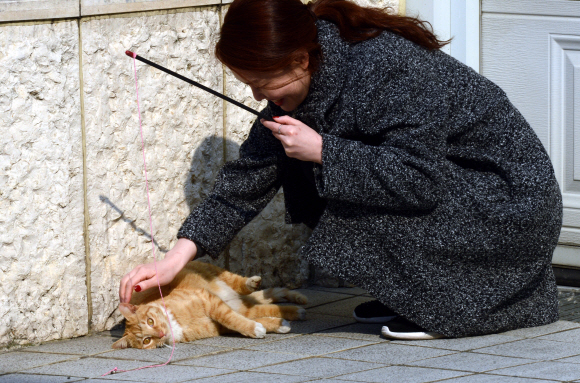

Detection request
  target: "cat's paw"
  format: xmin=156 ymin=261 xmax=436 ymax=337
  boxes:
xmin=246 ymin=276 xmax=262 ymax=291
xmin=254 ymin=322 xmax=266 ymax=338
xmin=276 ymin=320 xmax=291 ymax=334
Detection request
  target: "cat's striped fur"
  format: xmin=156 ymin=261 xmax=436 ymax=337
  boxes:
xmin=112 ymin=261 xmax=307 ymax=349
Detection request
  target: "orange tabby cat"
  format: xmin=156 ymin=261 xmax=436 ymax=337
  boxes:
xmin=112 ymin=261 xmax=308 ymax=349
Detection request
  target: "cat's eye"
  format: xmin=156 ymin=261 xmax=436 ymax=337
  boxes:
xmin=147 ymin=318 xmax=154 ymax=326
xmin=143 ymin=337 xmax=152 ymax=345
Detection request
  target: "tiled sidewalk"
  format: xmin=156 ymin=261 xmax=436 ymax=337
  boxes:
xmin=2 ymin=286 xmax=580 ymax=383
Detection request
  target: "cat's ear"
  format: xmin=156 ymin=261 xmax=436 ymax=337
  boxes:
xmin=112 ymin=336 xmax=129 ymax=349
xmin=118 ymin=302 xmax=138 ymax=320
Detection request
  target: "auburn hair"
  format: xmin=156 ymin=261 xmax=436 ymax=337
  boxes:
xmin=215 ymin=0 xmax=449 ymax=74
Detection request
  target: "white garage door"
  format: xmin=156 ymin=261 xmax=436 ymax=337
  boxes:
xmin=481 ymin=0 xmax=580 ymax=268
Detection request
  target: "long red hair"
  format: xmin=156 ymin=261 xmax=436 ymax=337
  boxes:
xmin=215 ymin=0 xmax=449 ymax=74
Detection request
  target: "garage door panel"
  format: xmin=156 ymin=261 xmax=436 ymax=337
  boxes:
xmin=483 ymin=0 xmax=580 ymax=18
xmin=482 ymin=10 xmax=580 ymax=264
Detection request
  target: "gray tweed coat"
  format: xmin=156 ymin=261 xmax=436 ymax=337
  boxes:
xmin=178 ymin=20 xmax=563 ymax=337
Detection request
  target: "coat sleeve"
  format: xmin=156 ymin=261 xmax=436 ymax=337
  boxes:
xmin=312 ymin=36 xmax=447 ymax=211
xmin=313 ymin=132 xmax=441 ymax=211
xmin=177 ymin=109 xmax=284 ymax=258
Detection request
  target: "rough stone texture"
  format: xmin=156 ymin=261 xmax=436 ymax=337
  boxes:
xmin=82 ymin=8 xmax=224 ymax=331
xmin=81 ymin=0 xmax=221 ymax=17
xmin=0 ymin=21 xmax=87 ymax=347
xmin=353 ymin=0 xmax=399 ymax=12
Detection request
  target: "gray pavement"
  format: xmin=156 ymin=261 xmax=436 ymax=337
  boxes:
xmin=2 ymin=286 xmax=580 ymax=383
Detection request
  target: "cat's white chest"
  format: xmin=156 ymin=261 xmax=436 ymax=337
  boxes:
xmin=165 ymin=309 xmax=184 ymax=343
xmin=213 ymin=280 xmax=243 ymax=312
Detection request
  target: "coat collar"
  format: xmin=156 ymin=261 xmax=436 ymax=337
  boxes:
xmin=269 ymin=20 xmax=351 ymax=133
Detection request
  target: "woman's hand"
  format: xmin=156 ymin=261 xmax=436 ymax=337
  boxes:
xmin=261 ymin=115 xmax=322 ymax=164
xmin=118 ymin=238 xmax=198 ymax=303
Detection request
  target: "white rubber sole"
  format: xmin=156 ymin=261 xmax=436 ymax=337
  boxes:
xmin=381 ymin=325 xmax=444 ymax=340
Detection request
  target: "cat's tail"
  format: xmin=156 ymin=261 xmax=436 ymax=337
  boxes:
xmin=248 ymin=288 xmax=308 ymax=305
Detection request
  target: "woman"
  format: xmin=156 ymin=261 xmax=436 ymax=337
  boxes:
xmin=120 ymin=0 xmax=562 ymax=339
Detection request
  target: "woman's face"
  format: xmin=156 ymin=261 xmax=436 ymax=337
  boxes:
xmin=230 ymin=58 xmax=311 ymax=112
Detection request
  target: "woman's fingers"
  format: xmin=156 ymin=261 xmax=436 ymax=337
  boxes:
xmin=270 ymin=115 xmax=296 ymax=125
xmin=261 ymin=117 xmax=285 ymax=136
xmin=119 ymin=265 xmax=155 ymax=303
xmin=260 ymin=116 xmax=322 ymax=163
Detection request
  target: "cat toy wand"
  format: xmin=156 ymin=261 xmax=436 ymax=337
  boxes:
xmin=125 ymin=50 xmax=270 ymax=120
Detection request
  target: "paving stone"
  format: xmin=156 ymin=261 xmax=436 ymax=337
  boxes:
xmin=188 ymin=371 xmax=312 ymax=383
xmin=97 ymin=325 xmax=125 ymax=339
xmin=499 ymin=320 xmax=580 ymax=338
xmin=490 ymin=361 xmax=580 ymax=381
xmin=336 ymin=366 xmax=469 ymax=383
xmin=474 ymin=338 xmax=580 ymax=360
xmin=327 ymin=342 xmax=455 ymax=364
xmin=247 ymin=335 xmax=376 ymax=356
xmin=98 ymin=343 xmax=229 ymax=363
xmin=98 ymin=364 xmax=232 ymax=382
xmin=252 ymin=357 xmax=381 ymax=379
xmin=25 ymin=358 xmax=156 ymax=378
xmin=0 ymin=374 xmax=85 ymax=383
xmin=536 ymin=327 xmax=580 ymax=343
xmin=0 ymin=351 xmax=79 ymax=374
xmin=84 ymin=380 xmax=139 ymax=383
xmin=437 ymin=374 xmax=557 ymax=382
xmin=294 ymin=289 xmax=359 ymax=309
xmin=25 ymin=335 xmax=119 ymax=356
xmin=187 ymin=333 xmax=300 ymax=349
xmin=305 ymin=379 xmax=373 ymax=382
xmin=176 ymin=349 xmax=305 ymax=369
xmin=392 ymin=334 xmax=523 ymax=352
xmin=555 ymin=354 xmax=580 ymax=364
xmin=315 ymin=323 xmax=386 ymax=342
xmin=308 ymin=296 xmax=375 ymax=318
xmin=408 ymin=352 xmax=535 ymax=372
xmin=289 ymin=313 xmax=357 ymax=335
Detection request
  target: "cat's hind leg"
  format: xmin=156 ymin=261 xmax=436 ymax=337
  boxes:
xmin=201 ymin=290 xmax=266 ymax=338
xmin=248 ymin=288 xmax=308 ymax=305
xmin=214 ymin=270 xmax=262 ymax=295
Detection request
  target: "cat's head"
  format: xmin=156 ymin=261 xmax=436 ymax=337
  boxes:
xmin=112 ymin=302 xmax=170 ymax=349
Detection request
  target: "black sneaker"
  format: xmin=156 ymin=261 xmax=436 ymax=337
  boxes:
xmin=353 ymin=300 xmax=398 ymax=323
xmin=381 ymin=317 xmax=444 ymax=340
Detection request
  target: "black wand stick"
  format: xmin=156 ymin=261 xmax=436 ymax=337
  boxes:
xmin=125 ymin=50 xmax=270 ymax=120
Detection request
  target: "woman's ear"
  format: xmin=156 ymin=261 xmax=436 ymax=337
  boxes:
xmin=294 ymin=51 xmax=310 ymax=70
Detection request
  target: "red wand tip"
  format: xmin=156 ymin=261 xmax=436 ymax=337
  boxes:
xmin=125 ymin=50 xmax=136 ymax=58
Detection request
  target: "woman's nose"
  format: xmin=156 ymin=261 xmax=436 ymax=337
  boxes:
xmin=250 ymin=87 xmax=265 ymax=102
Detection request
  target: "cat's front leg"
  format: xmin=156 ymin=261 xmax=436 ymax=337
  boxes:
xmin=255 ymin=317 xmax=292 ymax=333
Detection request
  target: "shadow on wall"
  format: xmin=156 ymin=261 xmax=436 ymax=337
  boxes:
xmin=97 ymin=132 xmax=321 ymax=288
xmin=99 ymin=195 xmax=169 ymax=254
xmin=96 ymin=133 xmax=228 ymax=257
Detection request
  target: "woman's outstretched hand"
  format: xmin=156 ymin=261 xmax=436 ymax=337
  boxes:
xmin=118 ymin=238 xmax=198 ymax=303
xmin=261 ymin=115 xmax=322 ymax=164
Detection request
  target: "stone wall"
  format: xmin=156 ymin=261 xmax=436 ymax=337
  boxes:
xmin=0 ymin=20 xmax=87 ymax=347
xmin=0 ymin=0 xmax=399 ymax=347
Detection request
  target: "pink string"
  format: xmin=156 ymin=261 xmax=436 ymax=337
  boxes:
xmin=102 ymin=52 xmax=176 ymax=377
